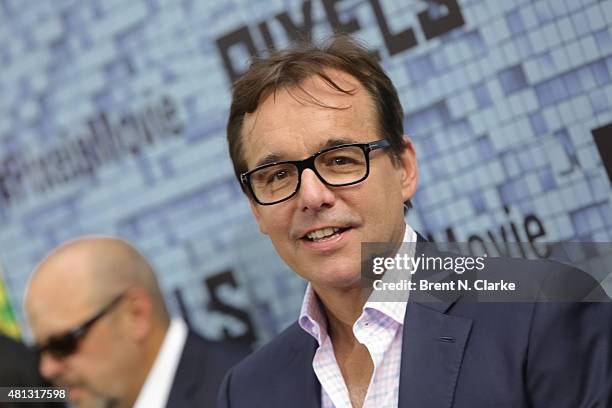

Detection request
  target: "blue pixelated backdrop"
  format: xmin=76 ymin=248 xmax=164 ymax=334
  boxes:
xmin=1 ymin=0 xmax=611 ymax=344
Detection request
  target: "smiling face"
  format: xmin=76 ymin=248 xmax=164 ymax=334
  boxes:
xmin=241 ymin=70 xmax=417 ymax=294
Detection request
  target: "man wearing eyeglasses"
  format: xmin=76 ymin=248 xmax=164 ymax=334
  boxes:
xmin=24 ymin=237 xmax=249 ymax=408
xmin=218 ymin=34 xmax=612 ymax=408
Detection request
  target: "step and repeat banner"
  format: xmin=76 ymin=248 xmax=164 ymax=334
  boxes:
xmin=1 ymin=0 xmax=611 ymax=344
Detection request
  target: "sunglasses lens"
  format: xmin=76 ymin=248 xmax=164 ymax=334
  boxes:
xmin=45 ymin=334 xmax=78 ymax=358
xmin=36 ymin=292 xmax=125 ymax=359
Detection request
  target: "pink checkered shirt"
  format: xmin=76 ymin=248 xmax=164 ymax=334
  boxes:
xmin=298 ymin=225 xmax=416 ymax=408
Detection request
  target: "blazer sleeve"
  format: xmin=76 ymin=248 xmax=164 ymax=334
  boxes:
xmin=526 ymin=301 xmax=612 ymax=407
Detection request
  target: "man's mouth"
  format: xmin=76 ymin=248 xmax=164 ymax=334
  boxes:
xmin=303 ymin=227 xmax=350 ymax=242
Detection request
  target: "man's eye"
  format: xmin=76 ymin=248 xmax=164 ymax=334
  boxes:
xmin=271 ymin=170 xmax=288 ymax=181
xmin=329 ymin=156 xmax=356 ymax=166
xmin=264 ymin=169 xmax=292 ymax=185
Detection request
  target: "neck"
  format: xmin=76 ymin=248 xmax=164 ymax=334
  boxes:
xmin=313 ymin=284 xmax=365 ymax=345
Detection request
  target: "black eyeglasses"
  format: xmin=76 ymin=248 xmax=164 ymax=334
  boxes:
xmin=36 ymin=292 xmax=126 ymax=359
xmin=241 ymin=139 xmax=391 ymax=205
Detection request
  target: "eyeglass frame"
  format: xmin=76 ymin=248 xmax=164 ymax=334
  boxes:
xmin=240 ymin=139 xmax=391 ymax=206
xmin=35 ymin=291 xmax=126 ymax=359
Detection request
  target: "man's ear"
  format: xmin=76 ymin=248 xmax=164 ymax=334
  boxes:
xmin=249 ymin=200 xmax=269 ymax=235
xmin=397 ymin=136 xmax=419 ymax=202
xmin=122 ymin=289 xmax=154 ymax=342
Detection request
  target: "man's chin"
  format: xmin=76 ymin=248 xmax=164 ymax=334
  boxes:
xmin=67 ymin=386 xmax=88 ymax=405
xmin=310 ymin=268 xmax=363 ymax=291
xmin=68 ymin=387 xmax=109 ymax=408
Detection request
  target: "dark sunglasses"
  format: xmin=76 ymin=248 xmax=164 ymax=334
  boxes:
xmin=36 ymin=292 xmax=126 ymax=359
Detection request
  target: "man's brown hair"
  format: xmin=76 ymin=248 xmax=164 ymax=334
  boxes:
xmin=227 ymin=34 xmax=410 ymax=206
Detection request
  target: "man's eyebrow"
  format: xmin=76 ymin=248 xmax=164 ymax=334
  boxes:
xmin=253 ymin=137 xmax=357 ymax=168
xmin=254 ymin=153 xmax=282 ymax=168
xmin=320 ymin=138 xmax=355 ymax=150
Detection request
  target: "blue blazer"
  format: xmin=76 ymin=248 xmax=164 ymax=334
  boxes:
xmin=217 ymin=242 xmax=612 ymax=407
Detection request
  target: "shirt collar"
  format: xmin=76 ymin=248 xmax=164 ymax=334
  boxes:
xmin=364 ymin=224 xmax=416 ymax=324
xmin=298 ymin=224 xmax=417 ymax=341
xmin=133 ymin=318 xmax=188 ymax=408
xmin=298 ymin=283 xmax=328 ymax=345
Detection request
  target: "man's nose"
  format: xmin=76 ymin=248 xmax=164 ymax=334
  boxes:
xmin=39 ymin=352 xmax=67 ymax=381
xmin=297 ymin=169 xmax=336 ymax=211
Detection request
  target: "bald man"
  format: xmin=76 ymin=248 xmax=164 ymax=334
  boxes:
xmin=24 ymin=237 xmax=249 ymax=408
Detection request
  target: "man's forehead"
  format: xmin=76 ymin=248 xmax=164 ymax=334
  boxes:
xmin=27 ymin=291 xmax=95 ymax=342
xmin=241 ymin=71 xmax=377 ymax=167
xmin=26 ymin=256 xmax=97 ymax=337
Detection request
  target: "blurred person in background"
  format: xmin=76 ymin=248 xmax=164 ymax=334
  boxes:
xmin=24 ymin=236 xmax=249 ymax=408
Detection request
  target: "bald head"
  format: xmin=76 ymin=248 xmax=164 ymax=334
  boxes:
xmin=26 ymin=236 xmax=169 ymax=331
xmin=24 ymin=237 xmax=171 ymax=408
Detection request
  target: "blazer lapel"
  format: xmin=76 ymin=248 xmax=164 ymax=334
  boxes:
xmin=398 ymin=301 xmax=472 ymax=408
xmin=270 ymin=332 xmax=321 ymax=408
xmin=397 ymin=234 xmax=473 ymax=408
